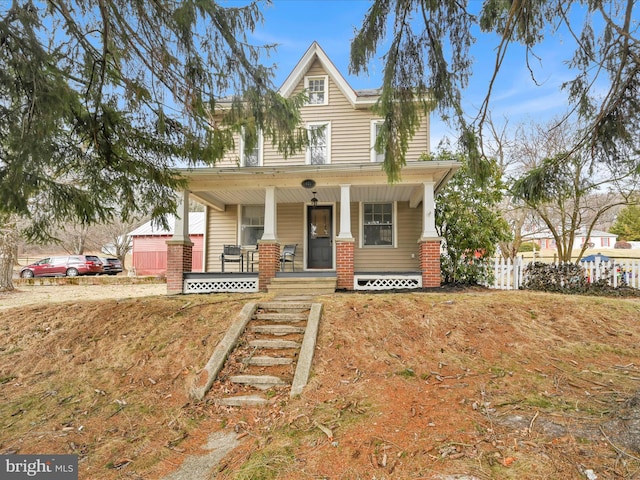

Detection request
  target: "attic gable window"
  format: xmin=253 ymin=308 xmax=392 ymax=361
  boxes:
xmin=305 ymin=75 xmax=328 ymax=105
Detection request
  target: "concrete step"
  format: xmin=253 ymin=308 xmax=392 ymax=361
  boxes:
xmin=267 ymin=277 xmax=336 ymax=295
xmin=273 ymin=277 xmax=335 ymax=283
xmin=258 ymin=302 xmax=312 ymax=311
xmin=229 ymin=375 xmax=288 ymax=390
xmin=249 ymin=339 xmax=301 ymax=349
xmin=254 ymin=312 xmax=309 ymax=322
xmin=267 ymin=278 xmax=336 ymax=295
xmin=242 ymin=356 xmax=294 ymax=366
xmin=273 ymin=295 xmax=315 ymax=302
xmin=215 ymin=395 xmax=269 ymax=407
xmin=268 ymin=286 xmax=335 ymax=295
xmin=249 ymin=324 xmax=306 ymax=335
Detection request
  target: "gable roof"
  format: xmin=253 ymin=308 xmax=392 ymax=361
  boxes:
xmin=279 ymin=41 xmax=379 ymax=109
xmin=128 ymin=212 xmax=205 ymax=237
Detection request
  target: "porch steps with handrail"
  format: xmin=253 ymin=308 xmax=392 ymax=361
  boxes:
xmin=190 ymin=301 xmax=322 ymax=407
xmin=267 ymin=276 xmax=337 ymax=295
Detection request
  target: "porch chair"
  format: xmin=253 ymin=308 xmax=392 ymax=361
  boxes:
xmin=280 ymin=244 xmax=297 ymax=272
xmin=247 ymin=247 xmax=259 ymax=272
xmin=220 ymin=245 xmax=244 ymax=272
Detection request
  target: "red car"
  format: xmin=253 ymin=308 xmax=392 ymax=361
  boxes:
xmin=99 ymin=257 xmax=123 ymax=275
xmin=20 ymin=255 xmax=103 ymax=278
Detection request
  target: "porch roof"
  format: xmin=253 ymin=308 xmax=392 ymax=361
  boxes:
xmin=180 ymin=161 xmax=460 ymax=211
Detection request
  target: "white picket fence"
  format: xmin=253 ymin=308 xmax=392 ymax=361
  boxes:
xmin=489 ymin=256 xmax=640 ymax=290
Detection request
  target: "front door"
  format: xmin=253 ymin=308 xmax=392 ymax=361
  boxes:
xmin=307 ymin=205 xmax=332 ymax=269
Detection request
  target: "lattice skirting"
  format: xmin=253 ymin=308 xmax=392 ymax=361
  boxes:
xmin=184 ymin=277 xmax=259 ymax=293
xmin=354 ymin=274 xmax=422 ymax=291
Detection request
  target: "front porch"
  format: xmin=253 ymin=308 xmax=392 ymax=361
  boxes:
xmin=167 ymin=162 xmax=459 ymax=294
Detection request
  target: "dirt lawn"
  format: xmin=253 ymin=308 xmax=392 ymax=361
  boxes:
xmin=0 ymin=283 xmax=167 ymax=310
xmin=1 ymin=286 xmax=640 ymax=479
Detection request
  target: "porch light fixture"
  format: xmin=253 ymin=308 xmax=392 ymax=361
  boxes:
xmin=310 ymin=191 xmax=319 ymax=208
xmin=301 ymin=179 xmax=316 ymax=189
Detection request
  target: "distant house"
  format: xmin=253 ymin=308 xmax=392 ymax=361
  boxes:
xmin=528 ymin=228 xmax=618 ymax=250
xmin=128 ymin=213 xmax=205 ymax=276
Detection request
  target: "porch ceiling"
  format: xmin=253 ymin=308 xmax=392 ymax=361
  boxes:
xmin=181 ymin=161 xmax=460 ymax=210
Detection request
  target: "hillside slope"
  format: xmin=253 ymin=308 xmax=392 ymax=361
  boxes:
xmin=1 ymin=290 xmax=639 ymax=479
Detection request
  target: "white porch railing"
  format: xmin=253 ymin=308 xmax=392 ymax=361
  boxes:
xmin=183 ymin=273 xmax=259 ymax=293
xmin=489 ymin=257 xmax=640 ymax=291
xmin=353 ymin=273 xmax=422 ymax=291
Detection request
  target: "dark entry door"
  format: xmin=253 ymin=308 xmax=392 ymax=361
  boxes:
xmin=307 ymin=205 xmax=332 ymax=269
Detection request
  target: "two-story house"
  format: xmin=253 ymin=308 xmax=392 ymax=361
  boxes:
xmin=166 ymin=42 xmax=460 ymax=294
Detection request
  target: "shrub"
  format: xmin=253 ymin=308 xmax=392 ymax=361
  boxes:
xmin=523 ymin=262 xmax=589 ymax=293
xmin=522 ymin=261 xmax=638 ymax=296
xmin=615 ymin=241 xmax=632 ymax=249
xmin=518 ymin=242 xmax=537 ymax=253
xmin=440 ymin=255 xmax=494 ymax=286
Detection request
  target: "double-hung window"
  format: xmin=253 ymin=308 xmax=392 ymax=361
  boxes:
xmin=307 ymin=122 xmax=330 ymax=165
xmin=240 ymin=205 xmax=264 ymax=246
xmin=362 ymin=202 xmax=395 ymax=247
xmin=240 ymin=128 xmax=262 ymax=167
xmin=371 ymin=120 xmax=385 ymax=163
xmin=304 ymin=75 xmax=328 ymax=105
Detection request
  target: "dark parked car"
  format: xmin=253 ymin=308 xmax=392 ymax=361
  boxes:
xmin=20 ymin=255 xmax=103 ymax=278
xmin=99 ymin=257 xmax=123 ymax=275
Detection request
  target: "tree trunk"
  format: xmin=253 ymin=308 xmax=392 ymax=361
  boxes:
xmin=0 ymin=217 xmax=18 ymax=292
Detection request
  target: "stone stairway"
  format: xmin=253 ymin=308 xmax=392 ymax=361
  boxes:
xmin=191 ymin=301 xmax=321 ymax=407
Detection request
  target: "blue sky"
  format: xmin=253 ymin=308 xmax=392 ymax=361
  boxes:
xmin=229 ymin=0 xmax=582 ymax=149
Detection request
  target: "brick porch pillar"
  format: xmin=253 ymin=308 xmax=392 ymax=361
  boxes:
xmin=166 ymin=240 xmax=193 ymax=294
xmin=336 ymin=239 xmax=355 ymax=290
xmin=258 ymin=240 xmax=280 ymax=292
xmin=419 ymin=239 xmax=442 ymax=288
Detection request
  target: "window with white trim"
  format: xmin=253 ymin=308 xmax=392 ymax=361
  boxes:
xmin=371 ymin=120 xmax=385 ymax=163
xmin=240 ymin=205 xmax=264 ymax=246
xmin=362 ymin=202 xmax=394 ymax=246
xmin=307 ymin=122 xmax=330 ymax=165
xmin=240 ymin=129 xmax=262 ymax=167
xmin=304 ymin=75 xmax=328 ymax=105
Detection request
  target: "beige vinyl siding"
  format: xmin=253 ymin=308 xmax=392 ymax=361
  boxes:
xmin=272 ymin=60 xmax=429 ymax=165
xmin=407 ymin=116 xmax=430 ymax=160
xmin=276 ymin=203 xmax=306 ymax=271
xmin=205 ymin=205 xmax=240 ymax=271
xmin=204 ymin=201 xmax=422 ymax=272
xmin=204 ymin=203 xmax=308 ymax=272
xmin=297 ymin=62 xmax=367 ymax=166
xmin=211 ymin=58 xmax=429 ymax=168
xmin=352 ymin=201 xmax=422 ymax=272
xmin=216 ymin=151 xmax=240 ymax=168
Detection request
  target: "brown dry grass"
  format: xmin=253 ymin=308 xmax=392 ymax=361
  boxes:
xmin=1 ymin=286 xmax=640 ymax=479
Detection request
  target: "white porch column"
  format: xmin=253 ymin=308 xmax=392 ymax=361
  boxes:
xmin=336 ymin=184 xmax=353 ymax=240
xmin=420 ymin=181 xmax=438 ymax=239
xmin=262 ymin=186 xmax=277 ymax=241
xmin=171 ymin=190 xmax=190 ymax=242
